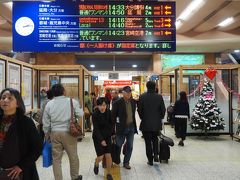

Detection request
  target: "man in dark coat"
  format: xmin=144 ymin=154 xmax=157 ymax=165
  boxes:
xmin=112 ymin=86 xmax=138 ymax=170
xmin=138 ymin=81 xmax=166 ymax=165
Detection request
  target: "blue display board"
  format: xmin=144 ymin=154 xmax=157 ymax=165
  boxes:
xmin=13 ymin=0 xmax=176 ymax=52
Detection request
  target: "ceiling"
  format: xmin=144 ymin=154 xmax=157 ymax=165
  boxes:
xmin=0 ymin=0 xmax=240 ymax=53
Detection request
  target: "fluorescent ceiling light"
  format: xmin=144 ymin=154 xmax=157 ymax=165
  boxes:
xmin=132 ymin=64 xmax=138 ymax=68
xmin=234 ymin=49 xmax=240 ymax=53
xmin=178 ymin=0 xmax=205 ymax=21
xmin=218 ymin=17 xmax=234 ymax=27
xmin=90 ymin=64 xmax=95 ymax=68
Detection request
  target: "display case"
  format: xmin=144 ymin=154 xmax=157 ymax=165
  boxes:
xmin=160 ymin=64 xmax=240 ymax=136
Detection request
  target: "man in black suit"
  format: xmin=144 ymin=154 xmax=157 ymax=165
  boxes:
xmin=112 ymin=86 xmax=138 ymax=170
xmin=138 ymin=81 xmax=166 ymax=165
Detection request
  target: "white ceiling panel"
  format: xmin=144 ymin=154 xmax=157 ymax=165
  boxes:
xmin=194 ymin=1 xmax=240 ymax=32
xmin=177 ymin=0 xmax=226 ymax=33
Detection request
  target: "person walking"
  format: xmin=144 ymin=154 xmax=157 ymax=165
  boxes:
xmin=138 ymin=81 xmax=166 ymax=165
xmin=90 ymin=92 xmax=97 ymax=111
xmin=0 ymin=88 xmax=42 ymax=180
xmin=84 ymin=91 xmax=92 ymax=132
xmin=38 ymin=89 xmax=54 ymax=142
xmin=173 ymin=91 xmax=190 ymax=146
xmin=92 ymin=97 xmax=113 ymax=180
xmin=112 ymin=86 xmax=138 ymax=170
xmin=111 ymin=91 xmax=120 ymax=105
xmin=43 ymin=84 xmax=83 ymax=180
xmin=105 ymin=89 xmax=112 ymax=108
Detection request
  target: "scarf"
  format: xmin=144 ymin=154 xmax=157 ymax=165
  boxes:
xmin=0 ymin=114 xmax=16 ymax=151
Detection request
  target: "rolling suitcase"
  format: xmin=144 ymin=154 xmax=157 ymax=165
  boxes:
xmin=158 ymin=137 xmax=170 ymax=163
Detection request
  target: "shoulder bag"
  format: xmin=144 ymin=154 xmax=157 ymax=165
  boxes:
xmin=70 ymin=98 xmax=83 ymax=137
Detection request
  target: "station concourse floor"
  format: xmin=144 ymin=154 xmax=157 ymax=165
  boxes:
xmin=37 ymin=124 xmax=240 ymax=180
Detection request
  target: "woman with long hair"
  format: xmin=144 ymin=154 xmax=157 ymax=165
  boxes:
xmin=92 ymin=97 xmax=113 ymax=180
xmin=173 ymin=91 xmax=190 ymax=146
xmin=0 ymin=88 xmax=42 ymax=179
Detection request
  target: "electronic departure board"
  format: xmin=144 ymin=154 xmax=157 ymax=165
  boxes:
xmin=13 ymin=0 xmax=175 ymax=52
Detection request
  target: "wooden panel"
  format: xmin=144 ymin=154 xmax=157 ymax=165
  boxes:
xmin=205 ymin=53 xmax=216 ymax=64
xmin=62 ymin=82 xmax=79 ymax=99
xmin=36 ymin=53 xmax=76 ymax=65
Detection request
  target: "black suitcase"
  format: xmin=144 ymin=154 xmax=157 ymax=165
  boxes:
xmin=158 ymin=137 xmax=170 ymax=163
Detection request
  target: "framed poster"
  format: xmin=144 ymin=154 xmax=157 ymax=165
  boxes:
xmin=0 ymin=60 xmax=5 ymax=92
xmin=8 ymin=63 xmax=20 ymax=91
xmin=22 ymin=67 xmax=32 ymax=111
xmin=49 ymin=75 xmax=59 ymax=88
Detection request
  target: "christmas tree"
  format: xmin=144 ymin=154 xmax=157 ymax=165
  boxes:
xmin=190 ymin=80 xmax=225 ymax=132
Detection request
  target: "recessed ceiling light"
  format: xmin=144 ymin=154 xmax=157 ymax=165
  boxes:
xmin=132 ymin=64 xmax=137 ymax=68
xmin=218 ymin=17 xmax=234 ymax=27
xmin=90 ymin=64 xmax=95 ymax=68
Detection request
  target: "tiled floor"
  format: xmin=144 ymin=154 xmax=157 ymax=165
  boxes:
xmin=37 ymin=125 xmax=240 ymax=180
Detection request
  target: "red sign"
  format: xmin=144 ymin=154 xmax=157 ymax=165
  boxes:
xmin=104 ymin=80 xmax=132 ymax=86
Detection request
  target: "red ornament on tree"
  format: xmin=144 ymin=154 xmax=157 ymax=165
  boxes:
xmin=205 ymin=67 xmax=217 ymax=80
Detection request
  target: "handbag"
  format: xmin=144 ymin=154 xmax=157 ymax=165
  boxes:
xmin=42 ymin=141 xmax=52 ymax=168
xmin=84 ymin=107 xmax=90 ymax=118
xmin=111 ymin=137 xmax=121 ymax=164
xmin=70 ymin=98 xmax=83 ymax=137
xmin=159 ymin=134 xmax=174 ymax=147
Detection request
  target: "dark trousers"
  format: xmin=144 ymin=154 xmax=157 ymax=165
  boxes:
xmin=174 ymin=118 xmax=187 ymax=140
xmin=116 ymin=124 xmax=135 ymax=165
xmin=142 ymin=131 xmax=159 ymax=162
xmin=85 ymin=116 xmax=91 ymax=130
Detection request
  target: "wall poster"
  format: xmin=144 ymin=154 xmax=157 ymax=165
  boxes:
xmin=8 ymin=63 xmax=21 ymax=91
xmin=23 ymin=67 xmax=32 ymax=111
xmin=0 ymin=60 xmax=5 ymax=92
xmin=49 ymin=75 xmax=60 ymax=88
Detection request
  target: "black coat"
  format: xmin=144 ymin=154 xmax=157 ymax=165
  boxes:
xmin=92 ymin=109 xmax=113 ymax=142
xmin=0 ymin=113 xmax=42 ymax=180
xmin=138 ymin=90 xmax=166 ymax=132
xmin=173 ymin=100 xmax=190 ymax=118
xmin=112 ymin=98 xmax=138 ymax=135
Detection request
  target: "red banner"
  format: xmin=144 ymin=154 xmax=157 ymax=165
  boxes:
xmin=104 ymin=80 xmax=132 ymax=86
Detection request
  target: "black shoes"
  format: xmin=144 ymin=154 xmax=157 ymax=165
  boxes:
xmin=154 ymin=156 xmax=159 ymax=162
xmin=178 ymin=140 xmax=184 ymax=146
xmin=147 ymin=161 xmax=153 ymax=166
xmin=123 ymin=164 xmax=131 ymax=170
xmin=74 ymin=175 xmax=82 ymax=180
xmin=107 ymin=174 xmax=113 ymax=180
xmin=94 ymin=162 xmax=99 ymax=175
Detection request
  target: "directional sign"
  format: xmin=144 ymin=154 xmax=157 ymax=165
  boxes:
xmin=13 ymin=0 xmax=176 ymax=52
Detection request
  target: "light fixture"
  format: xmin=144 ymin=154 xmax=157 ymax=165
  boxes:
xmin=132 ymin=64 xmax=137 ymax=68
xmin=176 ymin=0 xmax=205 ymax=29
xmin=178 ymin=0 xmax=205 ymax=21
xmin=234 ymin=49 xmax=240 ymax=53
xmin=90 ymin=64 xmax=95 ymax=68
xmin=218 ymin=17 xmax=234 ymax=27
